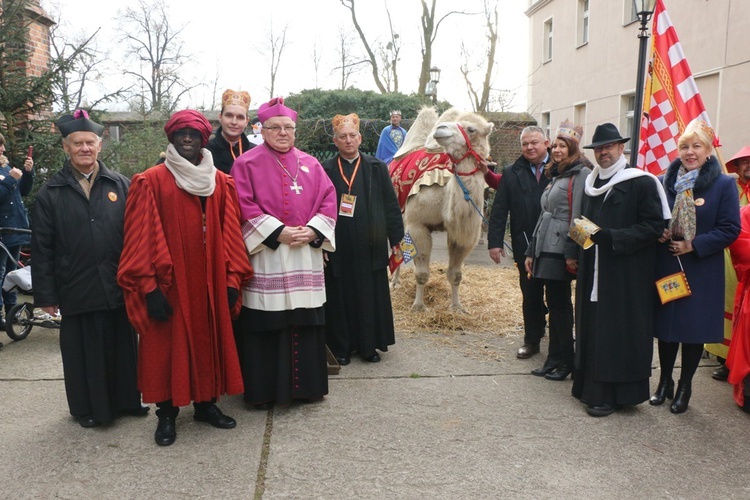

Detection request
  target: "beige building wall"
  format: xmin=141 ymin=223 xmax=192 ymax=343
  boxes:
xmin=525 ymin=0 xmax=750 ymax=165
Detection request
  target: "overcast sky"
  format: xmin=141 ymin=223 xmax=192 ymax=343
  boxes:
xmin=44 ymin=0 xmax=530 ymax=115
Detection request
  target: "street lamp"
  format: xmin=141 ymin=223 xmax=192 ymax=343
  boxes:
xmin=630 ymin=0 xmax=657 ymax=160
xmin=427 ymin=66 xmax=441 ymax=104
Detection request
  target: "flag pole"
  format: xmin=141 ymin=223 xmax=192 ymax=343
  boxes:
xmin=630 ymin=5 xmax=656 ymax=163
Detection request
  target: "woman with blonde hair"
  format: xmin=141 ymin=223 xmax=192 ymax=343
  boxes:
xmin=524 ymin=120 xmax=591 ymax=381
xmin=651 ymin=118 xmax=740 ymax=413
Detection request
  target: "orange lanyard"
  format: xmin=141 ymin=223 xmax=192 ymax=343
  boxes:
xmin=230 ymin=140 xmax=244 ymax=161
xmin=337 ymin=156 xmax=361 ymax=194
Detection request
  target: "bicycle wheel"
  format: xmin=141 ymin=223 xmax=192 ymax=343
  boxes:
xmin=6 ymin=303 xmax=33 ymax=341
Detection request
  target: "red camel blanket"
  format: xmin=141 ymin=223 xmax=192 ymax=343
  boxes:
xmin=389 ymin=148 xmax=452 ymax=211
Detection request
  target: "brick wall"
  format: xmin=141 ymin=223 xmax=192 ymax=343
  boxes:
xmin=485 ymin=113 xmax=537 ymax=169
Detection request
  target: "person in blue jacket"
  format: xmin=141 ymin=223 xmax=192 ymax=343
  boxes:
xmin=0 ymin=132 xmax=33 ymax=329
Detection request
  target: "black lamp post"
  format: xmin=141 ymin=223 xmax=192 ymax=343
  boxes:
xmin=630 ymin=0 xmax=657 ymax=160
xmin=427 ymin=66 xmax=441 ymax=104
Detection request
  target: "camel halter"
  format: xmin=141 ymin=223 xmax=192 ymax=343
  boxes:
xmin=448 ymin=124 xmax=484 ymax=176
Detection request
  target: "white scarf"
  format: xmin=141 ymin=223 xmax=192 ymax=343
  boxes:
xmin=585 ymin=154 xmax=671 ymax=302
xmin=164 ymin=144 xmax=216 ymax=196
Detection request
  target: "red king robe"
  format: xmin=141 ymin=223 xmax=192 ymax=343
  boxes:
xmin=117 ymin=165 xmax=253 ymax=406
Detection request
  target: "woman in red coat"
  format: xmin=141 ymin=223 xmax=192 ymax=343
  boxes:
xmin=726 ymin=205 xmax=750 ymax=412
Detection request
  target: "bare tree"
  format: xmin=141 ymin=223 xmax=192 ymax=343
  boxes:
xmin=376 ymin=2 xmax=402 ymax=93
xmin=311 ymin=40 xmax=323 ymax=89
xmin=49 ymin=23 xmax=128 ymax=112
xmin=264 ymin=22 xmax=289 ymax=99
xmin=339 ymin=0 xmax=388 ymax=94
xmin=117 ymin=0 xmax=196 ymax=114
xmin=332 ymin=27 xmax=369 ymax=90
xmin=459 ymin=0 xmax=499 ymax=112
xmin=417 ymin=0 xmax=475 ymax=97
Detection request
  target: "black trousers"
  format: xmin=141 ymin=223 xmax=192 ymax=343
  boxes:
xmin=544 ymin=279 xmax=574 ymax=367
xmin=517 ymin=266 xmax=547 ymax=345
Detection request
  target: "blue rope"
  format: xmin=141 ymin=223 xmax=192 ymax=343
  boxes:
xmin=453 ymin=173 xmax=489 ymax=225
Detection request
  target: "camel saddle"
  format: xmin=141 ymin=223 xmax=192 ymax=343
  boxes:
xmin=389 ymin=148 xmax=453 ymax=211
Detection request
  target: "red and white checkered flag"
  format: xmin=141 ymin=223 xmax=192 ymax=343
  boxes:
xmin=637 ymin=0 xmax=712 ymax=175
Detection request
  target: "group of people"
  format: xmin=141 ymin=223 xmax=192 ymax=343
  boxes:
xmin=490 ymin=118 xmax=746 ymax=417
xmin=28 ymin=91 xmax=404 ymax=446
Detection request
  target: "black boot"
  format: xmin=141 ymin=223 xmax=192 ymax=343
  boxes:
xmin=531 ymin=358 xmax=558 ymax=377
xmin=154 ymin=416 xmax=176 ymax=446
xmin=649 ymin=378 xmax=675 ymax=406
xmin=545 ymin=363 xmax=572 ymax=381
xmin=670 ymin=381 xmax=692 ymax=414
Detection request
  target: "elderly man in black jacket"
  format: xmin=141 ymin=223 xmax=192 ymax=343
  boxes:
xmin=488 ymin=126 xmax=551 ymax=359
xmin=32 ymin=110 xmax=146 ymax=428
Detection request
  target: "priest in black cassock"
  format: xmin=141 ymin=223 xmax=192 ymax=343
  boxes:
xmin=323 ymin=113 xmax=404 ymax=364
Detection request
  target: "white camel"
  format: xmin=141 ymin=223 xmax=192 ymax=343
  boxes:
xmin=390 ymin=107 xmax=493 ymax=312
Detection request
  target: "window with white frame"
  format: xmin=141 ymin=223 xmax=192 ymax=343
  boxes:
xmin=622 ymin=94 xmax=636 ymax=152
xmin=543 ymin=18 xmax=553 ymax=62
xmin=578 ymin=0 xmax=589 ymax=46
xmin=624 ymin=0 xmax=638 ymax=25
xmin=541 ymin=112 xmax=551 ymax=140
xmin=574 ymin=104 xmax=586 ymax=137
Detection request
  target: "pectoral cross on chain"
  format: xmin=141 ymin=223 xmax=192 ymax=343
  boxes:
xmin=290 ymin=180 xmax=303 ymax=195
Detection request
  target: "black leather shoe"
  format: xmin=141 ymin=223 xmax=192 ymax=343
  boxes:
xmin=649 ymin=378 xmax=675 ymax=406
xmin=77 ymin=415 xmax=100 ymax=428
xmin=335 ymin=356 xmax=350 ymax=366
xmin=670 ymin=382 xmax=692 ymax=414
xmin=531 ymin=359 xmax=558 ymax=377
xmin=194 ymin=404 xmax=236 ymax=429
xmin=121 ymin=405 xmax=150 ymax=417
xmin=155 ymin=416 xmax=176 ymax=446
xmin=586 ymin=403 xmax=620 ymax=417
xmin=545 ymin=364 xmax=572 ymax=381
xmin=517 ymin=344 xmax=540 ymax=359
xmin=712 ymin=365 xmax=729 ymax=381
xmin=364 ymin=353 xmax=381 ymax=363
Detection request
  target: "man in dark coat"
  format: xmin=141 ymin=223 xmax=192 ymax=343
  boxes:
xmin=322 ymin=113 xmax=404 ymax=364
xmin=488 ymin=126 xmax=550 ymax=359
xmin=32 ymin=110 xmax=146 ymax=428
xmin=571 ymin=123 xmax=670 ymax=417
xmin=206 ymin=89 xmax=254 ymax=174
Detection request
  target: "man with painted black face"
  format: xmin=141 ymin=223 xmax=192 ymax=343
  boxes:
xmin=32 ymin=110 xmax=146 ymax=428
xmin=488 ymin=126 xmax=551 ymax=360
xmin=118 ymin=109 xmax=253 ymax=446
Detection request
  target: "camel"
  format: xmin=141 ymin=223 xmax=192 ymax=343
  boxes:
xmin=389 ymin=107 xmax=493 ymax=312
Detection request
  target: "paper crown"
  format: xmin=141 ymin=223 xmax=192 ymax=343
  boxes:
xmin=56 ymin=109 xmax=105 ymax=138
xmin=682 ymin=118 xmax=719 ymax=147
xmin=556 ymin=119 xmax=583 ymax=144
xmin=257 ymin=97 xmax=298 ymax=123
xmin=332 ymin=113 xmax=360 ymax=133
xmin=221 ymin=89 xmax=251 ymax=110
xmin=390 ymin=110 xmax=401 ymax=116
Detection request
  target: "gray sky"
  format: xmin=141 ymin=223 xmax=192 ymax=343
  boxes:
xmin=45 ymin=0 xmax=530 ymax=114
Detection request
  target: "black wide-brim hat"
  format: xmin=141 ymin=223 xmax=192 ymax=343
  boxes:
xmin=583 ymin=123 xmax=630 ymax=149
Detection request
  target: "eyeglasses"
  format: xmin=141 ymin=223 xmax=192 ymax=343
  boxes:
xmin=593 ymin=143 xmax=618 ymax=153
xmin=264 ymin=126 xmax=296 ymax=133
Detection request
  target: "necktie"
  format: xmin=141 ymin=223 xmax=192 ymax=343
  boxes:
xmin=535 ymin=164 xmax=542 ymax=182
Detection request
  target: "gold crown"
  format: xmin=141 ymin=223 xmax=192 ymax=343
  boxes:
xmin=556 ymin=119 xmax=584 ymax=144
xmin=332 ymin=113 xmax=360 ymax=133
xmin=682 ymin=118 xmax=715 ymax=144
xmin=221 ymin=89 xmax=251 ymax=110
